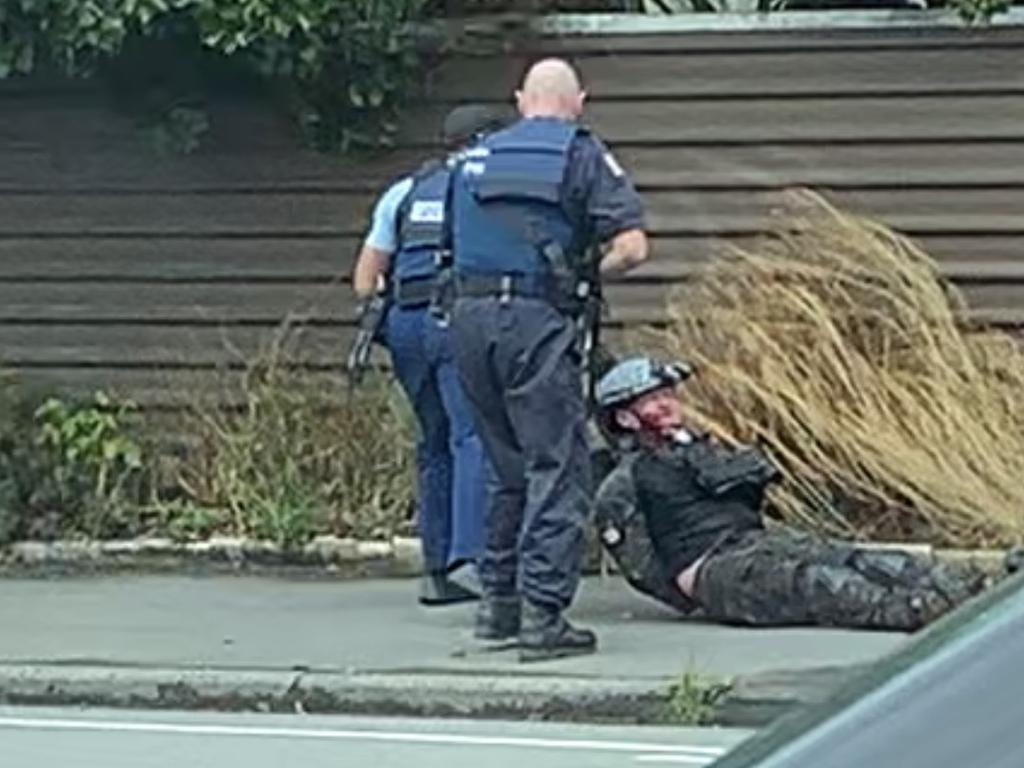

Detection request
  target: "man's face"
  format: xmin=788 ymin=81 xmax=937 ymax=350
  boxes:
xmin=615 ymin=386 xmax=685 ymax=437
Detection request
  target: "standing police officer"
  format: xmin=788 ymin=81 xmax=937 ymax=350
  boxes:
xmin=448 ymin=59 xmax=650 ymax=661
xmin=353 ymin=105 xmax=506 ymax=607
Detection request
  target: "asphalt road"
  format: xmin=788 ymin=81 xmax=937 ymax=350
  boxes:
xmin=0 ymin=707 xmax=752 ymax=768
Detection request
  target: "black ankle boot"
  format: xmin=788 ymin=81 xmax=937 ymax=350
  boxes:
xmin=474 ymin=595 xmax=520 ymax=640
xmin=518 ymin=601 xmax=597 ymax=663
xmin=419 ymin=572 xmax=479 ymax=607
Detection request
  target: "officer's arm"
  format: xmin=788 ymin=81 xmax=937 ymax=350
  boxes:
xmin=599 ymin=229 xmax=648 ymax=275
xmin=352 ymin=246 xmax=391 ymax=299
xmin=351 ymin=177 xmax=413 ymax=298
xmin=578 ymin=137 xmax=649 ymax=275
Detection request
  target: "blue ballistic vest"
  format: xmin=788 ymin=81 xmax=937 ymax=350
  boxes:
xmin=452 ymin=118 xmax=581 ymax=276
xmin=392 ymin=162 xmax=451 ymax=283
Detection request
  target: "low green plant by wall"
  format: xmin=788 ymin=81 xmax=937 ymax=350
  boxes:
xmin=0 ymin=349 xmax=416 ymax=549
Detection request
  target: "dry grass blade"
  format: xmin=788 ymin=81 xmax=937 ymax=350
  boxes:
xmin=644 ymin=189 xmax=1024 ymax=548
xmin=170 ymin=319 xmax=416 ymax=546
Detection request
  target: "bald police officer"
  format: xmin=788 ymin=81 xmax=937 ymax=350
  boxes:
xmin=448 ymin=59 xmax=650 ymax=661
xmin=353 ymin=105 xmax=506 ymax=607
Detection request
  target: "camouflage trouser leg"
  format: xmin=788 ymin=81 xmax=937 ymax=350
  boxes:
xmin=693 ymin=528 xmax=988 ymax=631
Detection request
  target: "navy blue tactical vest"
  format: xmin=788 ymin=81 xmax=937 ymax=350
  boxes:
xmin=392 ymin=161 xmax=451 ymax=283
xmin=451 ymin=117 xmax=581 ymax=276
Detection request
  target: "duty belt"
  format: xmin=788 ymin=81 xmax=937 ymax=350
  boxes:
xmin=455 ymin=273 xmax=579 ymax=314
xmin=391 ymin=276 xmax=435 ymax=308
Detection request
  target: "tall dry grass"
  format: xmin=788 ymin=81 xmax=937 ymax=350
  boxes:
xmin=644 ymin=190 xmax=1024 ymax=548
xmin=170 ymin=322 xmax=417 ymax=546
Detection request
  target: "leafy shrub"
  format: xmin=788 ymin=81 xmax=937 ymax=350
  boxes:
xmin=0 ymin=374 xmax=41 ymax=543
xmin=0 ymin=378 xmax=153 ymax=543
xmin=947 ymin=0 xmax=1013 ymax=22
xmin=32 ymin=391 xmax=151 ymax=539
xmin=0 ymin=0 xmax=428 ymax=153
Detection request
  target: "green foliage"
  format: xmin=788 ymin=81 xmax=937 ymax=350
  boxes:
xmin=0 ymin=380 xmax=153 ymax=543
xmin=0 ymin=0 xmax=428 ymax=153
xmin=0 ymin=375 xmax=41 ymax=543
xmin=0 ymin=324 xmax=418 ymax=547
xmin=191 ymin=0 xmax=425 ymax=152
xmin=665 ymin=671 xmax=732 ymax=726
xmin=146 ymin=104 xmax=209 ymax=155
xmin=33 ymin=391 xmax=149 ymax=537
xmin=947 ymin=0 xmax=1012 ymax=22
xmin=152 ymin=498 xmax=227 ymax=543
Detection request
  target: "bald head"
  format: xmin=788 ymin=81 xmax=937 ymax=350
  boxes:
xmin=516 ymin=58 xmax=586 ymax=120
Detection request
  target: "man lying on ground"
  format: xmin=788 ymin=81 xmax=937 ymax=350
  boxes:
xmin=593 ymin=356 xmax=1015 ymax=631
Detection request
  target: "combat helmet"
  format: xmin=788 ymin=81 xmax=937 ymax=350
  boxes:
xmin=594 ymin=356 xmax=694 ymax=444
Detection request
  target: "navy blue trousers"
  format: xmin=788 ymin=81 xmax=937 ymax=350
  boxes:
xmin=384 ymin=306 xmax=486 ymax=572
xmin=450 ymin=297 xmax=592 ymax=612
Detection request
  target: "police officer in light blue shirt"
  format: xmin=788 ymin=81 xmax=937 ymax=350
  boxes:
xmin=352 ymin=105 xmax=506 ymax=607
xmin=448 ymin=59 xmax=650 ymax=661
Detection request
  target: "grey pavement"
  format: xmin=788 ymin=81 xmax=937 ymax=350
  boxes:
xmin=0 ymin=575 xmax=906 ymax=679
xmin=0 ymin=706 xmax=753 ymax=768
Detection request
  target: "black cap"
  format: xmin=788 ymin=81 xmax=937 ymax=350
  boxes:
xmin=441 ymin=104 xmax=508 ymax=148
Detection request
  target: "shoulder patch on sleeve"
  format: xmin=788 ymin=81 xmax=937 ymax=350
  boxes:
xmin=603 ymin=151 xmax=625 ymax=178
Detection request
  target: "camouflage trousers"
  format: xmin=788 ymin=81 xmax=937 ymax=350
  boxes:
xmin=693 ymin=528 xmax=992 ymax=631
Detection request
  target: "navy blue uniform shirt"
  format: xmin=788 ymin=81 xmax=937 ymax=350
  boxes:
xmin=563 ymin=130 xmax=646 ymax=243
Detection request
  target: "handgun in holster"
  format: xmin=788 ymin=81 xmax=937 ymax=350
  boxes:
xmin=543 ymin=241 xmax=605 ymax=413
xmin=429 ymin=248 xmax=455 ymax=328
xmin=345 ymin=274 xmax=390 ymax=386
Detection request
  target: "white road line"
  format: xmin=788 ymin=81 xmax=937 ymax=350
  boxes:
xmin=0 ymin=716 xmax=728 ymax=757
xmin=635 ymin=756 xmax=718 ymax=765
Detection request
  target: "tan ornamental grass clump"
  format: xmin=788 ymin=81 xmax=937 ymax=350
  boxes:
xmin=644 ymin=190 xmax=1024 ymax=548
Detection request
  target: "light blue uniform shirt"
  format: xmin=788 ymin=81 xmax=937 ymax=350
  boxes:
xmin=363 ymin=176 xmax=414 ymax=254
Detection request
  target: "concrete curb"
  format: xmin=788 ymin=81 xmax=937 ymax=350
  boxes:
xmin=713 ymin=665 xmax=865 ymax=728
xmin=0 ymin=664 xmax=677 ymax=725
xmin=0 ymin=536 xmax=426 ymax=579
xmin=0 ymin=661 xmax=871 ymax=727
xmin=0 ymin=536 xmax=1007 ymax=579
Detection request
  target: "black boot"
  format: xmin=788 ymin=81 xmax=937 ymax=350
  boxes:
xmin=474 ymin=595 xmax=520 ymax=641
xmin=1005 ymin=548 xmax=1024 ymax=575
xmin=518 ymin=601 xmax=597 ymax=663
xmin=419 ymin=571 xmax=479 ymax=607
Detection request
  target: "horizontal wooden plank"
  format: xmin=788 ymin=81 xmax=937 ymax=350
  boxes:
xmin=2 ymin=233 xmax=1021 ymax=282
xmin=523 ymin=20 xmax=1024 ymax=54
xmin=402 ymin=95 xmax=1024 ymax=144
xmin=429 ymin=46 xmax=1024 ymax=100
xmin=2 ymin=186 xmax=1022 ymax=238
xmin=0 ymin=191 xmax=374 ymax=235
xmin=0 ymin=149 xmax=422 ymax=192
xmin=0 ymin=366 xmax=350 ymax=408
xmin=623 ymin=256 xmax=1024 ymax=283
xmin=4 ymin=141 xmax=1024 ymax=191
xmin=0 ymin=238 xmax=361 ymax=279
xmin=0 ymin=324 xmax=357 ymax=367
xmin=604 ymin=279 xmax=1024 ymax=320
xmin=0 ymin=281 xmax=666 ymax=325
xmin=612 ymin=142 xmax=1024 ymax=187
xmin=7 ymin=305 xmax=1024 ymax=407
xmin=8 ymin=92 xmax=1024 ymax=161
xmin=639 ymin=234 xmax=1024 ymax=276
xmin=0 ymin=282 xmax=350 ymax=323
xmin=1 ymin=270 xmax=1020 ymax=331
xmin=0 ymin=102 xmax=325 ymax=155
xmin=5 ymin=262 xmax=1024 ymax=367
xmin=640 ymin=187 xmax=1024 ymax=235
